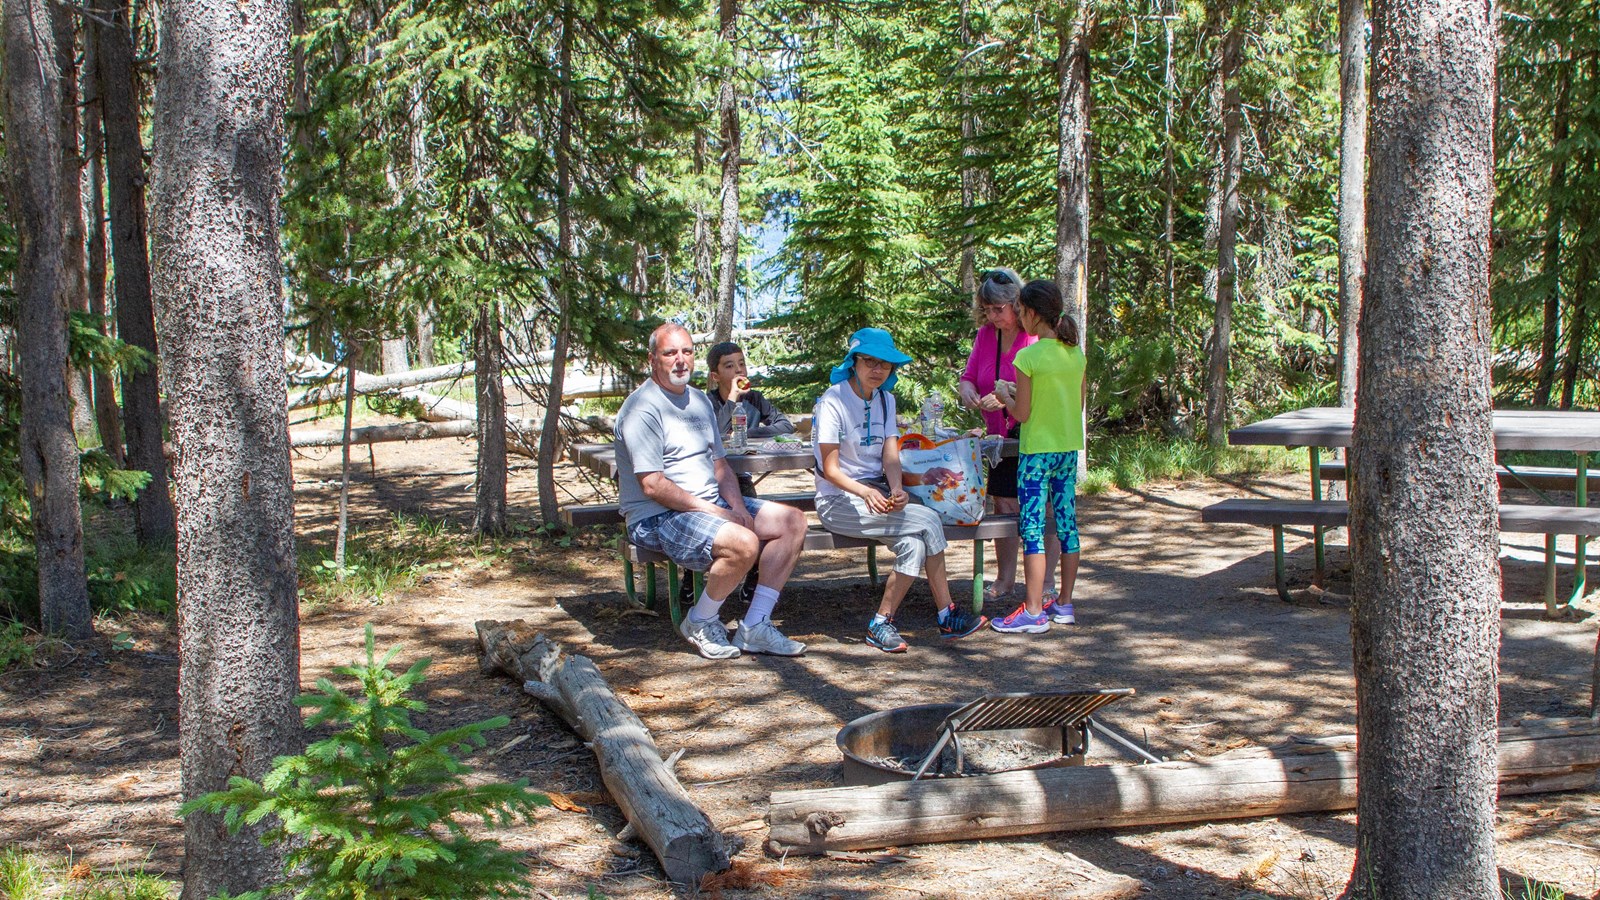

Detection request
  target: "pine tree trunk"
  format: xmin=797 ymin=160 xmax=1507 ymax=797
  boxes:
xmin=712 ymin=0 xmax=742 ymax=343
xmin=1336 ymin=0 xmax=1368 ymax=409
xmin=380 ymin=336 xmax=408 ymax=373
xmin=691 ymin=128 xmax=716 ymax=324
xmin=98 ymin=0 xmax=174 ymax=544
xmin=4 ymin=0 xmax=92 ymax=638
xmin=957 ymin=0 xmax=977 ymax=301
xmin=148 ymin=0 xmax=301 ymax=894
xmin=1053 ymin=0 xmax=1093 ymax=342
xmin=1532 ymin=55 xmax=1571 ymax=408
xmin=56 ymin=7 xmax=98 ymax=444
xmin=538 ymin=4 xmax=575 ymax=527
xmin=474 ymin=301 xmax=508 ymax=535
xmin=414 ymin=307 xmax=436 ymax=367
xmin=1344 ymin=0 xmax=1499 ymax=893
xmin=333 ymin=348 xmax=357 ymax=574
xmin=1203 ymin=20 xmax=1242 ymax=447
xmin=82 ymin=19 xmax=124 ymax=467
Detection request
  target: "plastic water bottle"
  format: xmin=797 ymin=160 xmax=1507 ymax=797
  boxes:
xmin=921 ymin=393 xmax=945 ymax=437
xmin=730 ymin=407 xmax=748 ymax=451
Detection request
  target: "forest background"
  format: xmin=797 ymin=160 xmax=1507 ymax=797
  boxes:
xmin=0 ymin=0 xmax=1596 ymax=623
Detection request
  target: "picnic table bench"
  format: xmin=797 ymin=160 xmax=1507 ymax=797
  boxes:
xmin=558 ymin=500 xmax=1013 ymax=627
xmin=1316 ymin=461 xmax=1600 ymax=495
xmin=1201 ymin=498 xmax=1600 ymax=603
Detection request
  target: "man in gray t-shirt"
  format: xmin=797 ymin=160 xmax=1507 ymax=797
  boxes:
xmin=614 ymin=324 xmax=807 ymax=661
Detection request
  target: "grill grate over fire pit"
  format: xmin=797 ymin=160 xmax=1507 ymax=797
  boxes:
xmin=836 ymin=690 xmax=1152 ymax=786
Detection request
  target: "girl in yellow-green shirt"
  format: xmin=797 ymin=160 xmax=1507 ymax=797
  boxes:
xmin=993 ymin=279 xmax=1086 ymax=634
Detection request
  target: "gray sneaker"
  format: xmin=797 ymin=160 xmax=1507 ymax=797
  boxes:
xmin=732 ymin=619 xmax=806 ymax=656
xmin=679 ymin=615 xmax=740 ymax=660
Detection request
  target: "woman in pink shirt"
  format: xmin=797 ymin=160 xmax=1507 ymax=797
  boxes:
xmin=957 ymin=268 xmax=1061 ymax=603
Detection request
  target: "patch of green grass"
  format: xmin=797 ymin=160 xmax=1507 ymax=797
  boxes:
xmin=1080 ymin=433 xmax=1302 ymax=494
xmin=0 ymin=849 xmax=174 ymax=900
xmin=2 ymin=503 xmax=176 ymax=625
xmin=0 ymin=620 xmax=36 ymax=671
xmin=1503 ymin=877 xmax=1570 ymax=900
xmin=298 ymin=512 xmax=499 ymax=609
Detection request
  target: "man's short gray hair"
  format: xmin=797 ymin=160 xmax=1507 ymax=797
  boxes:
xmin=648 ymin=322 xmax=691 ymax=355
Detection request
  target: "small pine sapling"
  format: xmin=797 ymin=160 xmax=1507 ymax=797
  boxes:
xmin=182 ymin=624 xmax=548 ymax=899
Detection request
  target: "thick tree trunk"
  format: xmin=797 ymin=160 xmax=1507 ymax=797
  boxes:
xmin=1203 ymin=21 xmax=1242 ymax=447
xmin=712 ymin=0 xmax=741 ymax=342
xmin=149 ymin=0 xmax=301 ymax=894
xmin=98 ymin=0 xmax=174 ymax=544
xmin=414 ymin=306 xmax=436 ymax=367
xmin=475 ymin=302 xmax=508 ymax=535
xmin=1345 ymin=0 xmax=1500 ymax=893
xmin=1336 ymin=0 xmax=1368 ymax=409
xmin=538 ymin=5 xmax=575 ymax=528
xmin=1531 ymin=56 xmax=1571 ymax=408
xmin=82 ymin=20 xmax=124 ymax=466
xmin=4 ymin=0 xmax=92 ymax=638
xmin=1053 ymin=1 xmax=1093 ymax=341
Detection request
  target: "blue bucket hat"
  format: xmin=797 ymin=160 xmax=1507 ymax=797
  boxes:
xmin=829 ymin=327 xmax=913 ymax=392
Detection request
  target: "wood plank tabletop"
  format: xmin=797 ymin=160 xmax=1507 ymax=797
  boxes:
xmin=1229 ymin=407 xmax=1600 ymax=453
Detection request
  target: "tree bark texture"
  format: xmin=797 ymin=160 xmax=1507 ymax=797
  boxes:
xmin=1053 ymin=1 xmax=1093 ymax=341
xmin=57 ymin=5 xmax=98 ymax=444
xmin=1346 ymin=0 xmax=1500 ymax=893
xmin=475 ymin=302 xmax=508 ymax=535
xmin=537 ymin=5 xmax=575 ymax=528
xmin=98 ymin=0 xmax=174 ymax=544
xmin=691 ymin=128 xmax=716 ymax=321
xmin=380 ymin=336 xmax=408 ymax=373
xmin=3 ymin=0 xmax=92 ymax=638
xmin=1203 ymin=21 xmax=1242 ymax=447
xmin=1336 ymin=0 xmax=1368 ymax=408
xmin=149 ymin=0 xmax=302 ymax=894
xmin=712 ymin=0 xmax=742 ymax=343
xmin=82 ymin=21 xmax=125 ymax=466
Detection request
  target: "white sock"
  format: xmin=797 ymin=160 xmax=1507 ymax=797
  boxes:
xmin=742 ymin=585 xmax=780 ymax=627
xmin=689 ymin=591 xmax=724 ymax=623
xmin=937 ymin=604 xmax=953 ymax=623
xmin=871 ymin=613 xmax=890 ymax=626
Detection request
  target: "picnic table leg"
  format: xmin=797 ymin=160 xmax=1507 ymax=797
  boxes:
xmin=666 ymin=564 xmax=685 ymax=628
xmin=972 ymin=540 xmax=986 ymax=614
xmin=1273 ymin=524 xmax=1291 ymax=603
xmin=623 ymin=557 xmax=639 ymax=606
xmin=867 ymin=545 xmax=879 ymax=586
xmin=644 ymin=562 xmax=658 ymax=612
xmin=1310 ymin=447 xmax=1325 ymax=587
xmin=1566 ymin=452 xmax=1589 ymax=611
xmin=1545 ymin=535 xmax=1560 ymax=614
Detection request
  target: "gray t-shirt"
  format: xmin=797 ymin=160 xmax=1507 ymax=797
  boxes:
xmin=616 ymin=380 xmax=726 ymax=525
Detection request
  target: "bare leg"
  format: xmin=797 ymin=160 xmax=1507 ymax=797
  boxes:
xmin=923 ymin=551 xmax=955 ymax=612
xmin=750 ymin=502 xmax=807 ymax=589
xmin=877 ymin=570 xmax=915 ymax=619
xmin=705 ymin=523 xmax=758 ymax=601
xmin=1023 ymin=552 xmax=1048 ymax=615
xmin=992 ymin=496 xmax=1020 ymax=594
xmin=1059 ymin=551 xmax=1080 ymax=606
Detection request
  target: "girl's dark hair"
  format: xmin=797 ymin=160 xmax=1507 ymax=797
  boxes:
xmin=1018 ymin=279 xmax=1079 ymax=346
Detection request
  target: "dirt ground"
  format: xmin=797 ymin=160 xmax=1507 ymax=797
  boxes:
xmin=4 ymin=432 xmax=1600 ymax=899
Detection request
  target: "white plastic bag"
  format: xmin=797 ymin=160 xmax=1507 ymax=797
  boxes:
xmin=899 ymin=434 xmax=987 ymax=525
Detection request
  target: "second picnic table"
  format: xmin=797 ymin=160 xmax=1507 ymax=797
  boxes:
xmin=1227 ymin=406 xmax=1600 ymax=610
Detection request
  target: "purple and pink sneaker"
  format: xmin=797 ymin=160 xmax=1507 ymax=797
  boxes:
xmin=991 ymin=604 xmax=1051 ymax=634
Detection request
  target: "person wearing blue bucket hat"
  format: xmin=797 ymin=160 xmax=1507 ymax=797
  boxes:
xmin=812 ymin=328 xmax=988 ymax=652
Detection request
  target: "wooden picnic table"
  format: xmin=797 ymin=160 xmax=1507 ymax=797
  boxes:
xmin=568 ymin=441 xmax=817 ymax=481
xmin=1229 ymin=406 xmax=1597 ymax=609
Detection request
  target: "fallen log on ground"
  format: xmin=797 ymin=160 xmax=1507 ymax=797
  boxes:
xmin=288 ymin=414 xmax=612 ymax=452
xmin=767 ymin=717 xmax=1600 ymax=854
xmin=476 ymin=619 xmax=729 ymax=887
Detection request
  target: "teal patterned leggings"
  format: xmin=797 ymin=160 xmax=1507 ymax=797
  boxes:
xmin=1017 ymin=451 xmax=1080 ymax=556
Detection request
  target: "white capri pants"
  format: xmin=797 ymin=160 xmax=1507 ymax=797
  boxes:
xmin=816 ymin=494 xmax=948 ymax=577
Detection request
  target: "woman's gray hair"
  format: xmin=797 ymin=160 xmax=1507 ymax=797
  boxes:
xmin=971 ymin=267 xmax=1023 ymax=327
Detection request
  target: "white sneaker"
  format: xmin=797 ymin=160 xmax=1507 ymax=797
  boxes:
xmin=679 ymin=615 xmax=740 ymax=660
xmin=732 ymin=619 xmax=806 ymax=656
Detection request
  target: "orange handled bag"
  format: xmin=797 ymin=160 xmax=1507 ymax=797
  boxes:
xmin=898 ymin=433 xmax=988 ymax=525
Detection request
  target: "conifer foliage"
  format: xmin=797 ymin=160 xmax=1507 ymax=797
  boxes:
xmin=182 ymin=626 xmax=549 ymax=900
